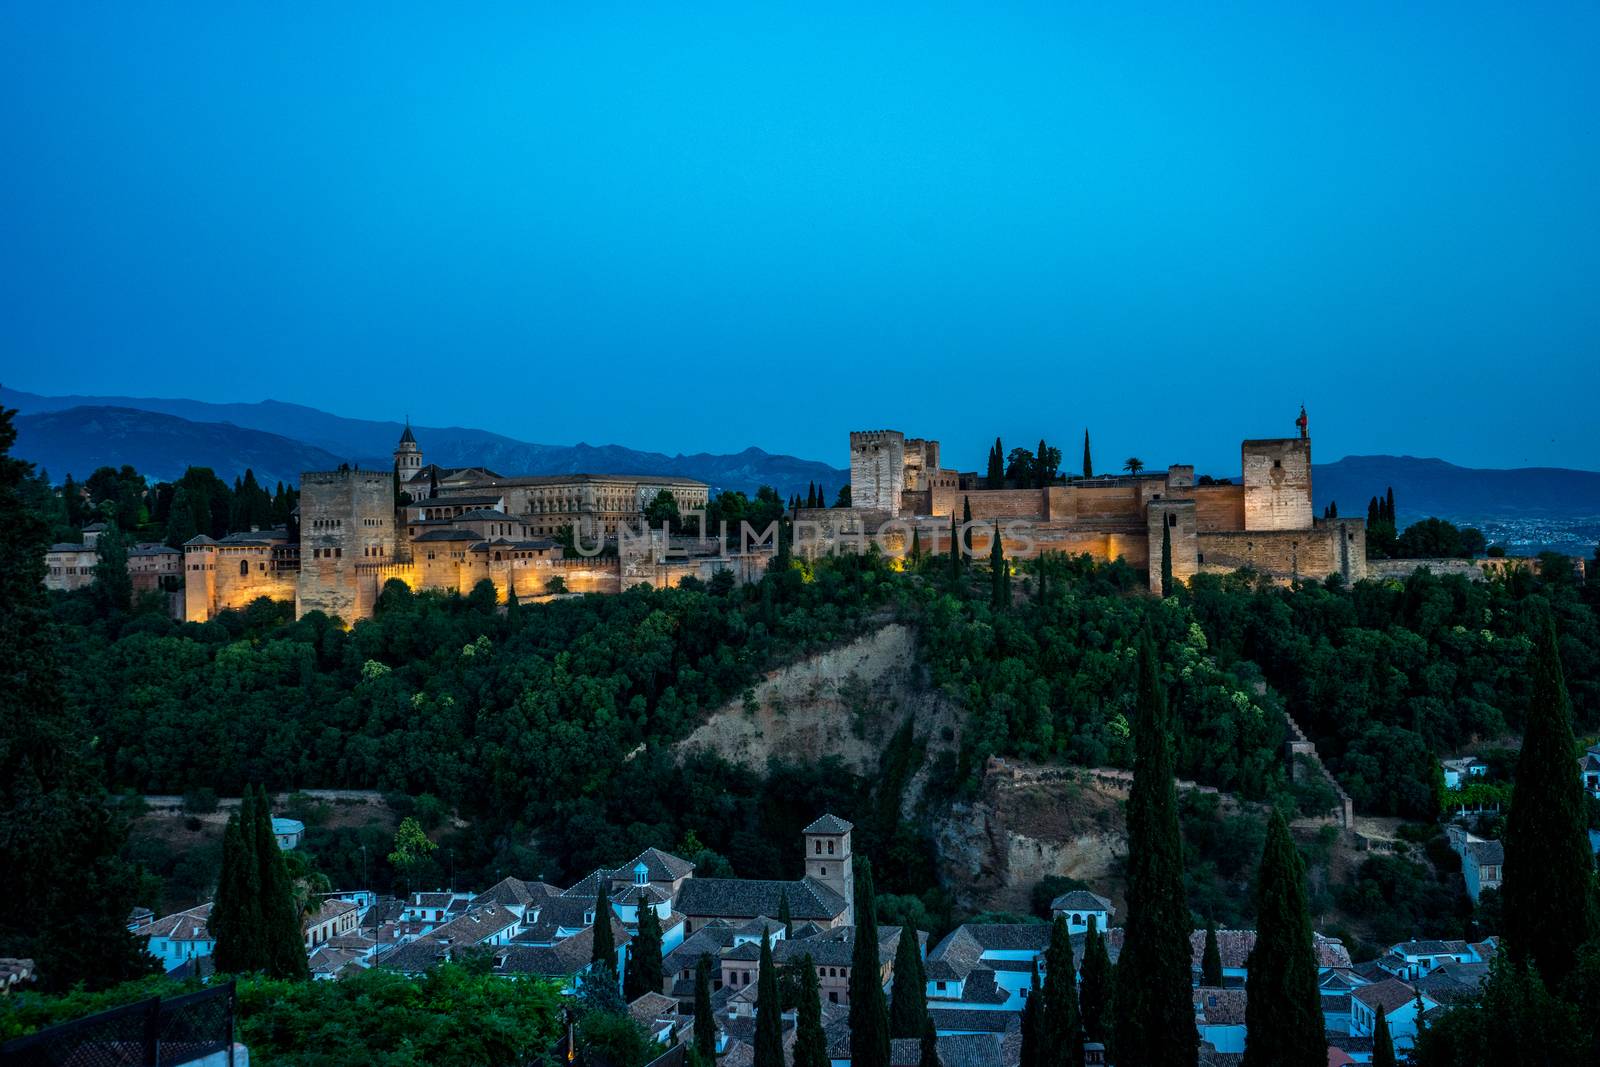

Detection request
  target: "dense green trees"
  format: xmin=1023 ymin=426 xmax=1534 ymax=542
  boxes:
xmin=1114 ymin=635 xmax=1197 ymax=1067
xmin=1077 ymin=917 xmax=1112 ymax=1047
xmin=1241 ymin=809 xmax=1323 ymax=1067
xmin=0 ymin=405 xmax=153 ymax=991
xmin=592 ymin=883 xmax=616 ymax=972
xmin=693 ymin=954 xmax=716 ymax=1059
xmin=1502 ymin=614 xmax=1597 ymax=990
xmin=624 ymin=904 xmax=663 ymax=1000
xmin=211 ymin=785 xmax=309 ymax=979
xmin=793 ymin=954 xmax=829 ymax=1067
xmin=850 ymin=859 xmax=891 ymax=1067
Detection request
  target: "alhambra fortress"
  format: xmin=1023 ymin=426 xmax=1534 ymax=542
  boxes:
xmin=49 ymin=414 xmax=1372 ymax=623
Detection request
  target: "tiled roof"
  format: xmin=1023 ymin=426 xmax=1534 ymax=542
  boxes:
xmin=305 ymin=898 xmax=359 ymax=927
xmin=1353 ymin=978 xmax=1425 ymax=1015
xmin=663 ymin=922 xmax=738 ymax=977
xmin=1391 ymin=939 xmax=1471 ymax=957
xmin=380 ymin=903 xmax=523 ymax=972
xmin=803 ymin=814 xmax=854 ymax=834
xmin=676 ymin=877 xmax=847 ymax=921
xmin=413 ymin=528 xmax=483 ymax=543
xmin=494 ymin=917 xmax=632 ymax=977
xmin=1416 ymin=961 xmax=1489 ymax=1004
xmin=1466 ymin=839 xmax=1505 ymax=865
xmin=474 ymin=877 xmax=563 ymax=909
xmin=891 ymin=1035 xmax=1004 ymax=1067
xmin=927 ymin=1008 xmax=1022 ymax=1034
xmin=1194 ymin=987 xmax=1248 ymax=1025
xmin=628 ymin=992 xmax=682 ymax=1029
xmin=1050 ymin=890 xmax=1114 ymax=914
xmin=134 ymin=904 xmax=213 ymax=942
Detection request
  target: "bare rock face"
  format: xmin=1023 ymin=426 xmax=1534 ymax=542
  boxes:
xmin=674 ymin=623 xmax=963 ymax=811
xmin=933 ymin=765 xmax=1130 ymax=916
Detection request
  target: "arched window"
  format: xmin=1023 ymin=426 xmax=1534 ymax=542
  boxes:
xmin=239 ymin=559 xmax=249 ymax=577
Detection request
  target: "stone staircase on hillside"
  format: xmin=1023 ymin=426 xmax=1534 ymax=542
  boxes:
xmin=1284 ymin=713 xmax=1354 ymax=828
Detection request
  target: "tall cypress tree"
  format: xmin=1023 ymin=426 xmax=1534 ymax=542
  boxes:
xmin=779 ymin=890 xmax=793 ymax=937
xmin=754 ymin=930 xmax=785 ymax=1067
xmin=625 ymin=901 xmax=664 ymax=999
xmin=250 ymin=785 xmax=308 ymax=980
xmin=1114 ymin=634 xmax=1198 ymax=1067
xmin=694 ymin=954 xmax=717 ymax=1059
xmin=91 ymin=523 xmax=132 ymax=616
xmin=1078 ymin=917 xmax=1112 ymax=1046
xmin=889 ymin=925 xmax=928 ymax=1038
xmin=1371 ymin=1007 xmax=1396 ymax=1067
xmin=1200 ymin=920 xmax=1222 ymax=987
xmin=592 ymin=882 xmax=617 ymax=975
xmin=949 ymin=512 xmax=961 ymax=581
xmin=1035 ymin=438 xmax=1049 ymax=488
xmin=849 ymin=858 xmax=891 ymax=1067
xmin=1384 ymin=487 xmax=1395 ymax=524
xmin=919 ymin=1016 xmax=941 ymax=1067
xmin=1503 ymin=613 xmax=1598 ymax=990
xmin=1243 ymin=809 xmax=1325 ymax=1067
xmin=1043 ymin=915 xmax=1085 ymax=1067
xmin=793 ymin=954 xmax=830 ymax=1067
xmin=909 ymin=527 xmax=922 ymax=563
xmin=1020 ymin=969 xmax=1043 ymax=1067
xmin=1082 ymin=430 xmax=1093 ymax=479
xmin=990 ymin=526 xmax=1006 ymax=610
xmin=961 ymin=497 xmax=973 ymax=567
xmin=211 ymin=794 xmax=264 ymax=973
xmin=988 ymin=439 xmax=1005 ymax=489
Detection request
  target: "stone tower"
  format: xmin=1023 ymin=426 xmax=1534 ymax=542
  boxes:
xmin=394 ymin=422 xmax=423 ymax=480
xmin=803 ymin=814 xmax=855 ymax=926
xmin=296 ymin=468 xmax=397 ymax=622
xmin=849 ymin=430 xmax=905 ymax=516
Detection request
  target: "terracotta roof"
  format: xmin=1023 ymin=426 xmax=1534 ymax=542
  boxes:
xmin=134 ymin=904 xmax=213 ymax=942
xmin=1050 ymin=890 xmax=1114 ymax=914
xmin=1353 ymin=978 xmax=1426 ymax=1015
xmin=1194 ymin=987 xmax=1248 ymax=1025
xmin=676 ymin=877 xmax=847 ymax=922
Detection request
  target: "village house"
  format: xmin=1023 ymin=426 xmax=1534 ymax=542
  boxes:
xmin=1350 ymin=978 xmax=1439 ymax=1053
xmin=1048 ymin=891 xmax=1115 ymax=935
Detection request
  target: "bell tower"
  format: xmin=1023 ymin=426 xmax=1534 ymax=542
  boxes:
xmin=394 ymin=421 xmax=423 ymax=481
xmin=803 ymin=814 xmax=855 ymax=925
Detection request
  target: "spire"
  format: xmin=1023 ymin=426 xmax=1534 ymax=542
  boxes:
xmin=399 ymin=417 xmax=416 ymax=446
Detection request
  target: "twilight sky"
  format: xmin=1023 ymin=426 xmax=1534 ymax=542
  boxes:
xmin=2 ymin=3 xmax=1597 ymax=475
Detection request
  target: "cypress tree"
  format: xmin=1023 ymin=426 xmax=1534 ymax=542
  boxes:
xmin=817 ymin=485 xmax=826 ymax=510
xmin=592 ymin=882 xmax=617 ymax=974
xmin=779 ymin=890 xmax=793 ymax=937
xmin=849 ymin=858 xmax=891 ymax=1067
xmin=909 ymin=527 xmax=921 ymax=562
xmin=1078 ymin=917 xmax=1112 ymax=1045
xmin=91 ymin=523 xmax=132 ymax=616
xmin=250 ymin=785 xmax=308 ymax=980
xmin=1035 ymin=438 xmax=1049 ymax=488
xmin=949 ymin=512 xmax=961 ymax=581
xmin=1200 ymin=920 xmax=1222 ymax=987
xmin=1242 ymin=809 xmax=1325 ymax=1067
xmin=988 ymin=439 xmax=1004 ymax=489
xmin=1082 ymin=430 xmax=1093 ymax=479
xmin=1384 ymin=486 xmax=1395 ymax=524
xmin=889 ymin=925 xmax=928 ymax=1038
xmin=918 ymin=1016 xmax=941 ymax=1067
xmin=1371 ymin=1006 xmax=1396 ymax=1067
xmin=625 ymin=901 xmax=664 ymax=999
xmin=793 ymin=953 xmax=830 ymax=1067
xmin=1114 ymin=634 xmax=1199 ymax=1067
xmin=1503 ymin=613 xmax=1598 ymax=989
xmin=427 ymin=467 xmax=439 ymax=499
xmin=211 ymin=796 xmax=264 ymax=972
xmin=1043 ymin=915 xmax=1085 ymax=1067
xmin=990 ymin=526 xmax=1006 ymax=610
xmin=1020 ymin=969 xmax=1043 ymax=1067
xmin=754 ymin=929 xmax=785 ymax=1067
xmin=1159 ymin=518 xmax=1173 ymax=598
xmin=694 ymin=954 xmax=717 ymax=1059
xmin=962 ymin=497 xmax=973 ymax=566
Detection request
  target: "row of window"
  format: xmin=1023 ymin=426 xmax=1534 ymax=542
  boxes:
xmin=310 ymin=518 xmax=344 ymax=530
xmin=311 ymin=547 xmax=343 ymax=559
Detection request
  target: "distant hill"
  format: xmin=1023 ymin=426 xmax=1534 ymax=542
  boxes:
xmin=13 ymin=407 xmax=346 ymax=488
xmin=1313 ymin=455 xmax=1600 ymax=523
xmin=1 ymin=388 xmax=849 ymax=497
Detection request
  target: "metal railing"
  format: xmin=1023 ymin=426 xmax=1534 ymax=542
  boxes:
xmin=0 ymin=980 xmax=235 ymax=1067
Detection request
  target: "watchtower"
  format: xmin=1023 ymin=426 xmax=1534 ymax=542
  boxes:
xmin=394 ymin=422 xmax=423 ymax=479
xmin=849 ymin=430 xmax=905 ymax=516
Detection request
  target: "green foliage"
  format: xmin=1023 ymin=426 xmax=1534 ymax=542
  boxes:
xmin=1077 ymin=917 xmax=1112 ymax=1046
xmin=889 ymin=918 xmax=927 ymax=1038
xmin=0 ymin=405 xmax=154 ymax=991
xmin=919 ymin=1015 xmax=941 ymax=1067
xmin=1019 ymin=969 xmax=1042 ymax=1067
xmin=1200 ymin=920 xmax=1222 ymax=987
xmin=212 ymin=799 xmax=264 ymax=974
xmin=91 ymin=523 xmax=132 ymax=616
xmin=592 ymin=882 xmax=616 ymax=971
xmin=1372 ymin=1007 xmax=1396 ymax=1067
xmin=753 ymin=930 xmax=784 ymax=1067
xmin=849 ymin=858 xmax=891 ymax=1067
xmin=387 ymin=816 xmax=438 ymax=896
xmin=694 ymin=954 xmax=716 ymax=1059
xmin=793 ymin=954 xmax=830 ymax=1067
xmin=1042 ymin=915 xmax=1084 ymax=1067
xmin=1412 ymin=957 xmax=1589 ymax=1067
xmin=1502 ymin=613 xmax=1598 ymax=990
xmin=624 ymin=903 xmax=664 ymax=1000
xmin=1242 ymin=810 xmax=1324 ymax=1067
xmin=1114 ymin=635 xmax=1197 ymax=1067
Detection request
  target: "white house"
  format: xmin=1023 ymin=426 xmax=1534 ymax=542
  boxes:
xmin=1441 ymin=756 xmax=1488 ymax=791
xmin=1049 ymin=891 xmax=1115 ymax=935
xmin=133 ymin=904 xmax=215 ymax=972
xmin=272 ymin=817 xmax=305 ymax=850
xmin=1377 ymin=939 xmax=1484 ymax=981
xmin=1350 ymin=978 xmax=1438 ymax=1052
xmin=1579 ymin=749 xmax=1600 ymax=799
xmin=1458 ymin=837 xmax=1504 ymax=904
xmin=1193 ymin=988 xmax=1247 ymax=1054
xmin=924 ymin=924 xmax=1050 ymax=1014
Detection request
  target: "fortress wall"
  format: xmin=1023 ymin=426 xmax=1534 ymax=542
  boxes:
xmin=1047 ymin=484 xmax=1146 ymax=525
xmin=1193 ymin=484 xmax=1246 ymax=530
xmin=1147 ymin=501 xmax=1199 ymax=589
xmin=208 ymin=546 xmax=297 ymax=614
xmin=297 ymin=470 xmax=396 ymax=622
xmin=927 ymin=487 xmax=1049 ymax=521
xmin=850 ymin=431 xmax=905 ymax=516
xmin=1194 ymin=517 xmax=1362 ymax=582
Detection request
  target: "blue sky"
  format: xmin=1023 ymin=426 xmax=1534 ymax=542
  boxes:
xmin=2 ymin=3 xmax=1596 ymax=475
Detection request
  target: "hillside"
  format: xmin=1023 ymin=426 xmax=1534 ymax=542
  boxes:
xmin=1 ymin=388 xmax=849 ymax=496
xmin=1314 ymin=454 xmax=1600 ymax=522
xmin=13 ymin=406 xmax=345 ymax=487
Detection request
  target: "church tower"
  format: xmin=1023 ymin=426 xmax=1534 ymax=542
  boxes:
xmin=394 ymin=422 xmax=423 ymax=482
xmin=803 ymin=814 xmax=855 ymax=925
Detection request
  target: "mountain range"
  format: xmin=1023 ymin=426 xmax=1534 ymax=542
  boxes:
xmin=6 ymin=388 xmax=1598 ymax=527
xmin=2 ymin=388 xmax=851 ymax=497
